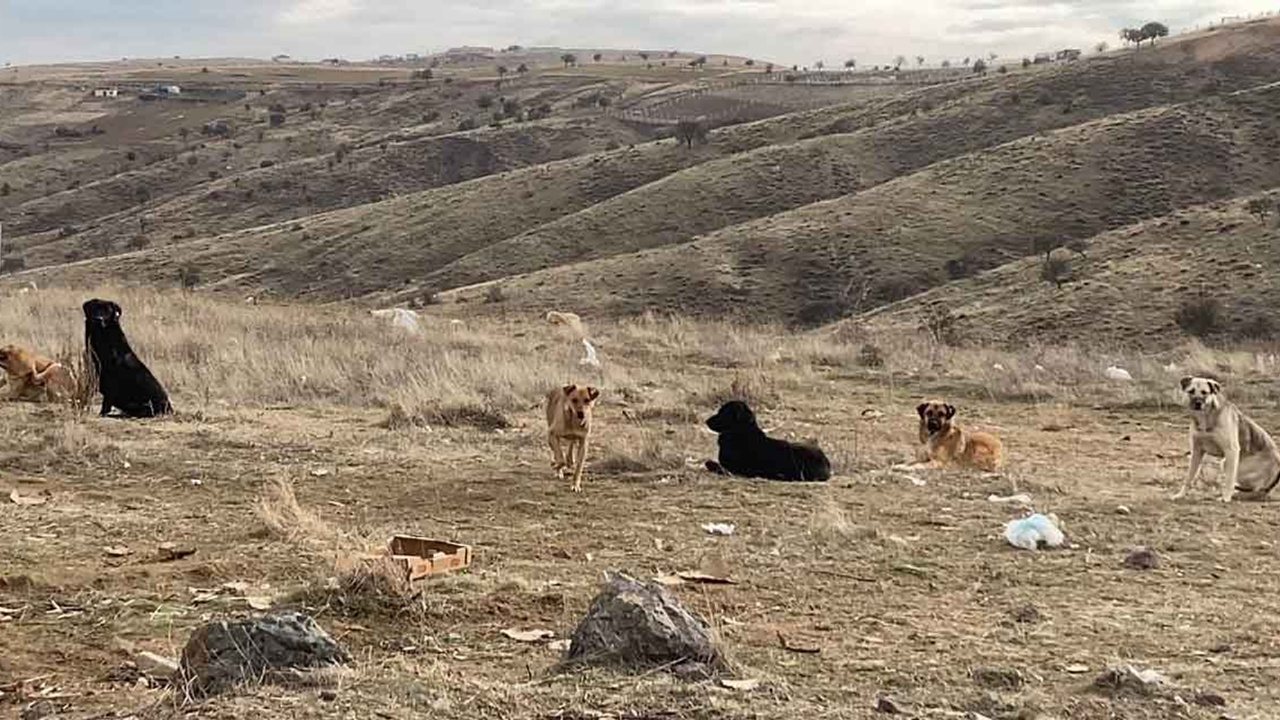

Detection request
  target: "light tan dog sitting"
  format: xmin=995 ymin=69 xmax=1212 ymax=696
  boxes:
xmin=545 ymin=384 xmax=600 ymax=492
xmin=0 ymin=343 xmax=76 ymax=403
xmin=1175 ymin=376 xmax=1280 ymax=502
xmin=912 ymin=400 xmax=1004 ymax=472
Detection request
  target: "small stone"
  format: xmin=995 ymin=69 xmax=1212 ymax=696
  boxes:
xmin=972 ymin=666 xmax=1025 ymax=690
xmin=1193 ymin=691 xmax=1226 ymax=707
xmin=1124 ymin=547 xmax=1161 ymax=571
xmin=319 ymin=689 xmax=338 ymax=702
xmin=1010 ymin=604 xmax=1041 ymax=624
xmin=20 ymin=701 xmax=57 ymax=720
xmin=1116 ymin=505 xmax=1131 ymax=515
xmin=875 ymin=696 xmax=906 ymax=714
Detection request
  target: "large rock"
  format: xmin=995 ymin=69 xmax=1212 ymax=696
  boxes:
xmin=565 ymin=573 xmax=725 ymax=678
xmin=179 ymin=611 xmax=350 ymax=696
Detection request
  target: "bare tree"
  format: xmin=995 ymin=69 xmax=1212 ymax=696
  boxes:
xmin=844 ymin=58 xmax=856 ymax=70
xmin=894 ymin=55 xmax=906 ymax=70
xmin=560 ymin=53 xmax=577 ymax=67
xmin=1095 ymin=41 xmax=1109 ymax=53
xmin=674 ymin=119 xmax=708 ymax=149
xmin=916 ymin=55 xmax=925 ymax=67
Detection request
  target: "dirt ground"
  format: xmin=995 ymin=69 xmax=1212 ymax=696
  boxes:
xmin=3 ymin=345 xmax=1278 ymax=720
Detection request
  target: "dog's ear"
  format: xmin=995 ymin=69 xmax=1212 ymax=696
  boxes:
xmin=945 ymin=404 xmax=956 ymax=418
xmin=587 ymin=387 xmax=600 ymax=401
xmin=1208 ymin=379 xmax=1221 ymax=395
xmin=916 ymin=403 xmax=928 ymax=418
xmin=562 ymin=384 xmax=577 ymax=396
xmin=111 ymin=302 xmax=122 ymax=319
xmin=1179 ymin=376 xmax=1193 ymax=391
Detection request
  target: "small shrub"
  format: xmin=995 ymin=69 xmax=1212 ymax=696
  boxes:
xmin=178 ymin=266 xmax=202 ymax=290
xmin=920 ymin=305 xmax=961 ymax=346
xmin=1246 ymin=196 xmax=1275 ymax=225
xmin=1176 ymin=294 xmax=1222 ymax=338
xmin=457 ymin=118 xmax=478 ymax=132
xmin=259 ymin=160 xmax=275 ymax=168
xmin=484 ymin=283 xmax=505 ymax=303
xmin=1041 ymin=254 xmax=1072 ymax=288
xmin=268 ymin=112 xmax=285 ymax=127
xmin=857 ymin=344 xmax=885 ymax=368
xmin=477 ymin=94 xmax=494 ymax=109
xmin=0 ymin=182 xmax=10 ymax=196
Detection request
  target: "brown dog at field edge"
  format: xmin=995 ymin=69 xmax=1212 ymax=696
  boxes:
xmin=545 ymin=384 xmax=601 ymax=492
xmin=0 ymin=343 xmax=75 ymax=402
xmin=913 ymin=400 xmax=1003 ymax=471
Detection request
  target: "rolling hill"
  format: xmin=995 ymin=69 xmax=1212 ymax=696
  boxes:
xmin=4 ymin=18 xmax=1280 ymax=348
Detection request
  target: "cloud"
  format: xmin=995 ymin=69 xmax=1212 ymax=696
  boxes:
xmin=278 ymin=0 xmax=363 ymax=25
xmin=0 ymin=0 xmax=1274 ymax=66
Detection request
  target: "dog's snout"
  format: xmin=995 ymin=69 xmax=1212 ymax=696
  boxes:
xmin=576 ymin=411 xmax=585 ymax=420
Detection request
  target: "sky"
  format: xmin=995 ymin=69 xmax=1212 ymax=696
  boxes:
xmin=1 ymin=0 xmax=1276 ymax=67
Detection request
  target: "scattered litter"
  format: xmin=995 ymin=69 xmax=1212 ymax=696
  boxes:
xmin=189 ymin=478 xmax=203 ymax=487
xmin=1116 ymin=505 xmax=1132 ymax=515
xmin=987 ymin=493 xmax=1033 ymax=505
xmin=310 ymin=469 xmax=330 ymax=477
xmin=777 ymin=632 xmax=821 ymax=654
xmin=992 ymin=363 xmax=1005 ymax=371
xmin=720 ymin=678 xmax=761 ymax=691
xmin=501 ymin=628 xmax=556 ymax=643
xmin=701 ymin=523 xmax=735 ymax=536
xmin=675 ymin=571 xmax=734 ymax=585
xmin=103 ymin=546 xmax=131 ymax=557
xmin=158 ymin=543 xmax=197 ymax=561
xmin=370 ymin=308 xmax=421 ymax=333
xmin=1034 ymin=364 xmax=1046 ymax=372
xmin=549 ymin=639 xmax=571 ymax=652
xmin=579 ymin=338 xmax=600 ymax=367
xmin=860 ymin=408 xmax=884 ymax=420
xmin=1003 ymin=513 xmax=1065 ymax=551
xmin=9 ymin=489 xmax=47 ymax=506
xmin=1093 ymin=665 xmax=1167 ymax=695
xmin=245 ymin=595 xmax=275 ymax=610
xmin=1105 ymin=366 xmax=1133 ymax=381
xmin=1065 ymin=664 xmax=1090 ymax=674
xmin=1124 ymin=547 xmax=1161 ymax=570
xmin=135 ymin=651 xmax=179 ymax=679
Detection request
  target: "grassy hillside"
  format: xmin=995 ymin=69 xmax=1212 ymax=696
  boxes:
xmin=435 ymin=83 xmax=1280 ymax=326
xmin=410 ymin=34 xmax=1280 ymax=296
xmin=856 ymin=191 xmax=1280 ymax=348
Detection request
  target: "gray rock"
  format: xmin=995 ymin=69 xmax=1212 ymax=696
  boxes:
xmin=1124 ymin=547 xmax=1161 ymax=570
xmin=179 ymin=611 xmax=350 ymax=696
xmin=565 ymin=572 xmax=725 ymax=677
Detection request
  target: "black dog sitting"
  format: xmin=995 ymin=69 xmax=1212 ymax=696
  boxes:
xmin=83 ymin=298 xmax=172 ymax=418
xmin=704 ymin=400 xmax=831 ymax=482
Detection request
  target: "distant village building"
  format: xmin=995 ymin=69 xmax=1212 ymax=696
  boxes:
xmin=405 ymin=53 xmax=421 ymax=61
xmin=91 ymin=87 xmax=119 ymax=98
xmin=1033 ymin=53 xmax=1053 ymax=64
xmin=272 ymin=54 xmax=291 ymax=62
xmin=160 ymin=85 xmax=181 ymax=95
xmin=1055 ymin=48 xmax=1082 ymax=61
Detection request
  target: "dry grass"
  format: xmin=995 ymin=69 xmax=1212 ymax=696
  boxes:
xmin=4 ymin=288 xmax=1280 ymax=720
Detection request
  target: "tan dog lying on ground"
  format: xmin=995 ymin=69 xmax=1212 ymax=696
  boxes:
xmin=1174 ymin=376 xmax=1280 ymax=502
xmin=0 ymin=343 xmax=76 ymax=402
xmin=912 ymin=400 xmax=1004 ymax=472
xmin=545 ymin=384 xmax=600 ymax=492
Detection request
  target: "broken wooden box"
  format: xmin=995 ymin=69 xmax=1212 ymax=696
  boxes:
xmin=337 ymin=536 xmax=472 ymax=581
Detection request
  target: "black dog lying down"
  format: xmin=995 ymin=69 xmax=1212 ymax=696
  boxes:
xmin=704 ymin=400 xmax=831 ymax=482
xmin=84 ymin=298 xmax=172 ymax=418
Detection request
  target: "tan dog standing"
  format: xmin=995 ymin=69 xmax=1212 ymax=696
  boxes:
xmin=545 ymin=384 xmax=601 ymax=492
xmin=913 ymin=400 xmax=1003 ymax=472
xmin=0 ymin=343 xmax=75 ymax=403
xmin=1174 ymin=376 xmax=1280 ymax=502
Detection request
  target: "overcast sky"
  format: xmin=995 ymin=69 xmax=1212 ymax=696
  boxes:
xmin=1 ymin=0 xmax=1275 ymax=67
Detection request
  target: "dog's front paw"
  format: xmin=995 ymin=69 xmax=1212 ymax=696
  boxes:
xmin=1170 ymin=490 xmax=1186 ymax=500
xmin=1219 ymin=494 xmax=1234 ymax=503
xmin=572 ymin=483 xmax=583 ymax=493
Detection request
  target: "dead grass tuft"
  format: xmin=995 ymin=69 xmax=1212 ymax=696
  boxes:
xmin=255 ymin=476 xmax=343 ymax=546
